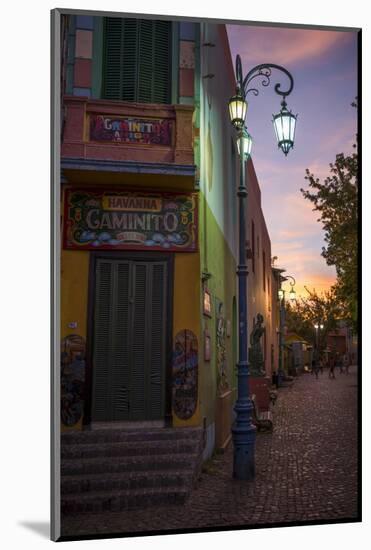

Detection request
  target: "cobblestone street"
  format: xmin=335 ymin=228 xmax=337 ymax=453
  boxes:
xmin=61 ymin=367 xmax=359 ymax=538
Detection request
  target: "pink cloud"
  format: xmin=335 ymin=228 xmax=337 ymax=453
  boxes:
xmin=278 ymin=229 xmax=308 ymax=239
xmin=293 ymin=273 xmax=337 ymax=299
xmin=318 ymin=119 xmax=357 ymax=154
xmin=228 ymin=26 xmax=352 ymax=68
xmin=266 ymin=191 xmax=320 ymax=235
xmin=271 ymin=225 xmax=336 ymax=297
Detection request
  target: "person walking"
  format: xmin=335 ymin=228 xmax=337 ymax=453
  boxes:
xmin=311 ymin=358 xmax=316 ymax=375
xmin=314 ymin=362 xmax=319 ymax=379
xmin=329 ymin=355 xmax=336 ymax=379
xmin=319 ymin=357 xmax=324 ymax=375
xmin=343 ymin=353 xmax=350 ymax=375
xmin=336 ymin=353 xmax=343 ymax=374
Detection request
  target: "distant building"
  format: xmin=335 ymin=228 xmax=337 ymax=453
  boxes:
xmin=247 ymin=163 xmax=277 ymax=379
xmin=284 ymin=332 xmax=313 ymax=375
xmin=326 ymin=321 xmax=357 ymax=364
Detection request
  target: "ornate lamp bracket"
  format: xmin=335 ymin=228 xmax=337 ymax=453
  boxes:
xmin=235 ymin=54 xmax=294 ymax=101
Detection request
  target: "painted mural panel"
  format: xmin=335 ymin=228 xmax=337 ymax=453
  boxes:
xmin=172 ymin=330 xmax=198 ymax=420
xmin=216 ymin=299 xmax=229 ymax=392
xmin=61 ymin=334 xmax=86 ymax=427
xmin=63 ymin=188 xmax=198 ymax=252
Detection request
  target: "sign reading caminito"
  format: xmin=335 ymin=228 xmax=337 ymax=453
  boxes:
xmin=90 ymin=114 xmax=172 ymax=146
xmin=63 ymin=189 xmax=198 ymax=252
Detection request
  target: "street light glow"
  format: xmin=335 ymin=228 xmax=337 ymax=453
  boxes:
xmin=272 ymin=100 xmax=297 ymax=156
xmin=228 ymin=92 xmax=247 ymax=129
xmin=237 ymin=127 xmax=253 ymax=158
xmin=289 ymin=288 xmax=296 ymax=301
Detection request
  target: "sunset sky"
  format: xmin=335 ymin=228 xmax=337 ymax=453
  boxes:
xmin=227 ymin=24 xmax=358 ymax=298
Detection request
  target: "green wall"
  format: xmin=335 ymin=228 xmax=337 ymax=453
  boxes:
xmin=198 ymin=193 xmax=238 ymax=426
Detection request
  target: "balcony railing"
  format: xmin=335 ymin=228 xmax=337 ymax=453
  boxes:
xmin=61 ymin=96 xmax=194 ymax=167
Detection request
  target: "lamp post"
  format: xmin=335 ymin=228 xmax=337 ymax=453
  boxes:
xmin=228 ymin=55 xmax=297 ymax=480
xmin=314 ymin=322 xmax=324 ymax=360
xmin=278 ymin=275 xmax=296 ymax=384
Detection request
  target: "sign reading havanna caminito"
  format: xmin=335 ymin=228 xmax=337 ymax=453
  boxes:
xmin=63 ymin=189 xmax=198 ymax=252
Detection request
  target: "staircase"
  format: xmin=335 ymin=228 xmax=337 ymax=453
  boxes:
xmin=61 ymin=427 xmax=204 ymax=515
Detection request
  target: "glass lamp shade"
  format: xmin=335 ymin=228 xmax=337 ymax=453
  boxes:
xmin=237 ymin=128 xmax=253 ymax=158
xmin=273 ymin=103 xmax=297 ymax=156
xmin=229 ymin=93 xmax=247 ymax=129
xmin=289 ymin=288 xmax=296 ymax=301
xmin=320 ymin=324 xmax=324 ymax=330
xmin=314 ymin=323 xmax=319 ymax=329
xmin=278 ymin=288 xmax=284 ymax=300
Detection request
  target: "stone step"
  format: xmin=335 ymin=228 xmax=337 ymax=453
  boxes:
xmin=61 ymin=468 xmax=195 ymax=495
xmin=61 ymin=452 xmax=198 ymax=476
xmin=61 ymin=438 xmax=200 ymax=460
xmin=61 ymin=427 xmax=202 ymax=446
xmin=61 ymin=486 xmax=189 ymax=515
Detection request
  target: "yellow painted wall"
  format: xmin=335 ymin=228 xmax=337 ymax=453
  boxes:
xmin=60 ymin=250 xmax=90 ymax=432
xmin=61 ymin=246 xmax=201 ymax=428
xmin=172 ymin=251 xmax=201 ymax=427
xmin=61 ymin=250 xmax=90 ymax=339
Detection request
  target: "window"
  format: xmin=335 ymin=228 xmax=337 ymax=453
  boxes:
xmin=102 ymin=18 xmax=172 ymax=104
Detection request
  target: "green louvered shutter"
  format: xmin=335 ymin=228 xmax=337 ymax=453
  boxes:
xmin=130 ymin=261 xmax=167 ymax=420
xmin=102 ymin=18 xmax=171 ymax=104
xmin=102 ymin=17 xmax=126 ymax=101
xmin=152 ymin=20 xmax=172 ymax=104
xmin=137 ymin=19 xmax=153 ymax=103
xmin=130 ymin=262 xmax=147 ymax=420
xmin=92 ymin=259 xmax=131 ymax=421
xmin=121 ymin=19 xmax=138 ymax=102
xmin=91 ymin=259 xmax=167 ymax=422
xmin=148 ymin=263 xmax=167 ymax=418
xmin=91 ymin=259 xmax=114 ymax=421
xmin=111 ymin=261 xmax=131 ymax=420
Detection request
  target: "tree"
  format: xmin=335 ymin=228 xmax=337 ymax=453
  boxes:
xmin=301 ymin=100 xmax=358 ymax=330
xmin=285 ymin=287 xmax=342 ymax=350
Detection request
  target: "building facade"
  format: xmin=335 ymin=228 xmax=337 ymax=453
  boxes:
xmin=60 ymin=14 xmax=278 ymax=457
xmin=326 ymin=321 xmax=358 ymax=364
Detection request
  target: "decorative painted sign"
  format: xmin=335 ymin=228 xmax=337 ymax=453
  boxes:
xmin=61 ymin=334 xmax=86 ymax=427
xmin=203 ymin=287 xmax=212 ymax=317
xmin=172 ymin=330 xmax=198 ymax=420
xmin=216 ymin=299 xmax=229 ymax=391
xmin=63 ymin=189 xmax=198 ymax=252
xmin=90 ymin=114 xmax=173 ymax=146
xmin=204 ymin=328 xmax=211 ymax=362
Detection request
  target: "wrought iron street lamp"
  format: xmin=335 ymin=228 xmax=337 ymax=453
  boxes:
xmin=229 ymin=91 xmax=247 ymax=129
xmin=272 ymin=100 xmax=297 ymax=156
xmin=236 ymin=127 xmax=253 ymax=158
xmin=314 ymin=322 xmax=324 ymax=359
xmin=287 ymin=276 xmax=297 ymax=302
xmin=228 ymin=54 xmax=297 ymax=480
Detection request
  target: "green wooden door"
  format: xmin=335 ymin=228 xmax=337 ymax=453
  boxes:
xmin=91 ymin=258 xmax=168 ymax=422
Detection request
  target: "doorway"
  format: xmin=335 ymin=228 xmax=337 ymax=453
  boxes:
xmin=86 ymin=253 xmax=173 ymax=423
